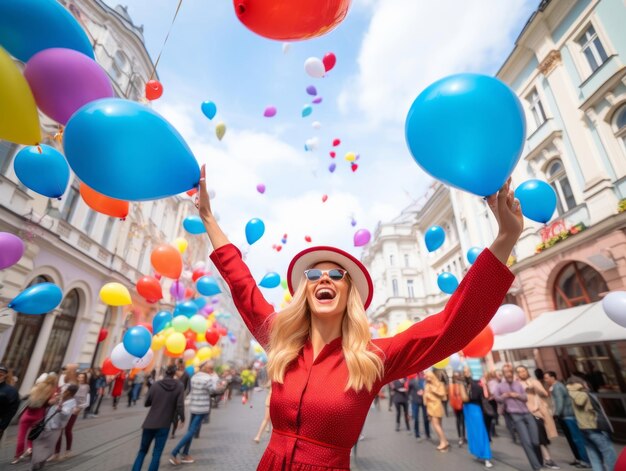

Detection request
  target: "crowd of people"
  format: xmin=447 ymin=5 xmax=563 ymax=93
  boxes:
xmin=385 ymin=364 xmax=618 ymax=471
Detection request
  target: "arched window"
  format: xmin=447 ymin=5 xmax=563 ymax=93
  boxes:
xmin=614 ymin=104 xmax=626 ymax=151
xmin=553 ymin=262 xmax=608 ymax=309
xmin=547 ymin=159 xmax=576 ymax=215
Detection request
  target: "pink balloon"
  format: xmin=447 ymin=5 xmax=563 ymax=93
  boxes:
xmin=490 ymin=304 xmax=526 ymax=335
xmin=0 ymin=232 xmax=24 ymax=270
xmin=263 ymin=106 xmax=277 ymax=117
xmin=202 ymin=305 xmax=214 ymax=315
xmin=353 ymin=229 xmax=371 ymax=247
xmin=256 ymin=183 xmax=266 ymax=194
xmin=24 ymin=48 xmax=114 ymax=125
xmin=169 ymin=280 xmax=186 ymax=301
xmin=312 ymin=97 xmax=323 ymax=104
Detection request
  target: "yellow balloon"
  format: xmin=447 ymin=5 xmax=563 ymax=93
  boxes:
xmin=211 ymin=346 xmax=221 ymax=358
xmin=283 ymin=292 xmax=292 ymax=303
xmin=215 ymin=122 xmax=226 ymax=141
xmin=344 ymin=152 xmax=356 ymax=162
xmin=174 ymin=237 xmax=188 ymax=254
xmin=197 ymin=346 xmax=211 ymax=361
xmin=395 ymin=319 xmax=413 ymax=335
xmin=165 ymin=332 xmax=186 ymax=355
xmin=0 ymin=47 xmax=41 ymax=145
xmin=192 ymin=357 xmax=200 ymax=367
xmin=99 ymin=282 xmax=132 ymax=306
xmin=196 ymin=332 xmax=206 ymax=343
xmin=151 ymin=334 xmax=165 ymax=351
xmin=433 ymin=357 xmax=450 ymax=369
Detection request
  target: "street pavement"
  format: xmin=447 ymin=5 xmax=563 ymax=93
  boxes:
xmin=1 ymin=390 xmax=622 ymax=470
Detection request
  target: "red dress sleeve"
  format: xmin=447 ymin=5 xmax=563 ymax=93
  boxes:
xmin=375 ymin=248 xmax=514 ymax=383
xmin=210 ymin=244 xmax=275 ymax=347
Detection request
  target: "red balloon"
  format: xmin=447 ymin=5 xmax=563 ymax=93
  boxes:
xmin=304 ymin=236 xmax=312 ymax=243
xmin=351 ymin=163 xmax=358 ymax=172
xmin=145 ymin=79 xmax=163 ymax=101
xmin=323 ymin=52 xmax=336 ymax=72
xmin=136 ymin=276 xmax=163 ymax=303
xmin=461 ymin=326 xmax=494 ymax=358
xmin=97 ymin=328 xmax=108 ymax=343
xmin=186 ymin=188 xmax=198 ymax=197
xmin=615 ymin=448 xmax=626 ymax=471
xmin=184 ymin=330 xmax=197 ymax=341
xmin=154 ymin=273 xmax=162 ymax=281
xmin=192 ymin=269 xmax=205 ymax=282
xmin=233 ymin=0 xmax=351 ymax=41
xmin=329 ymin=151 xmax=336 ymax=158
xmin=322 ymin=194 xmax=328 ymax=203
xmin=101 ymin=357 xmax=121 ymax=375
xmin=205 ymin=329 xmax=219 ymax=346
xmin=218 ymin=326 xmax=228 ymax=336
xmin=184 ymin=287 xmax=195 ymax=299
xmin=276 ymin=245 xmax=282 ymax=252
xmin=332 ymin=138 xmax=341 ymax=147
xmin=137 ymin=322 xmax=153 ymax=334
xmin=185 ymin=338 xmax=197 ymax=351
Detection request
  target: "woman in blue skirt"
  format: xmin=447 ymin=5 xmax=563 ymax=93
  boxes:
xmin=463 ymin=366 xmax=493 ymax=468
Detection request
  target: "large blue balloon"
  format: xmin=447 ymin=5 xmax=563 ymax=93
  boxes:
xmin=123 ymin=326 xmax=152 ymax=358
xmin=0 ymin=0 xmax=94 ymax=62
xmin=14 ymin=145 xmax=70 ymax=198
xmin=175 ymin=301 xmax=199 ymax=318
xmin=8 ymin=283 xmax=63 ymax=315
xmin=152 ymin=310 xmax=172 ymax=334
xmin=405 ymin=74 xmax=526 ymax=197
xmin=514 ymin=179 xmax=557 ymax=224
xmin=437 ymin=272 xmax=459 ymax=295
xmin=183 ymin=215 xmax=206 ymax=234
xmin=259 ymin=272 xmax=281 ymax=289
xmin=425 ymin=226 xmax=445 ymax=252
xmin=196 ymin=276 xmax=221 ymax=296
xmin=191 ymin=297 xmax=207 ymax=310
xmin=63 ymin=98 xmax=200 ymax=201
xmin=245 ymin=218 xmax=265 ymax=245
xmin=466 ymin=247 xmax=482 ymax=265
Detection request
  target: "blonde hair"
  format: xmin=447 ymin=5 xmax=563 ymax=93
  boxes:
xmin=28 ymin=373 xmax=58 ymax=408
xmin=266 ymin=278 xmax=384 ymax=392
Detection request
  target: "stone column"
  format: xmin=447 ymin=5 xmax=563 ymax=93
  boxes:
xmin=19 ymin=308 xmax=60 ymax=395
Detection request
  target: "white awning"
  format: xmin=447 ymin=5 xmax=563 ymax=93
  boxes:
xmin=493 ymin=302 xmax=626 ymax=351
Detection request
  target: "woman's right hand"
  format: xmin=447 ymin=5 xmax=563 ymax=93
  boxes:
xmin=196 ymin=165 xmax=213 ymax=222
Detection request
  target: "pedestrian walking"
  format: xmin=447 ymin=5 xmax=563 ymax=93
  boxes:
xmin=391 ymin=378 xmax=410 ymax=432
xmin=463 ymin=367 xmax=493 ymax=468
xmin=132 ymin=365 xmax=184 ymax=471
xmin=409 ymin=372 xmax=430 ymax=441
xmin=12 ymin=373 xmax=58 ymax=464
xmin=171 ymin=361 xmax=190 ymax=438
xmin=0 ymin=363 xmax=20 ymax=443
xmin=254 ymin=384 xmax=272 ymax=444
xmin=50 ymin=372 xmax=90 ymax=461
xmin=434 ymin=367 xmax=450 ymax=417
xmin=30 ymin=384 xmax=78 ymax=470
xmin=567 ymin=376 xmax=617 ymax=471
xmin=111 ymin=371 xmax=125 ymax=410
xmin=91 ymin=370 xmax=107 ymax=416
xmin=449 ymin=371 xmax=466 ymax=446
xmin=425 ymin=370 xmax=449 ymax=451
xmin=195 ymin=169 xmax=521 ymax=469
xmin=169 ymin=360 xmax=219 ymax=465
xmin=485 ymin=370 xmax=501 ymax=438
xmin=129 ymin=370 xmax=145 ymax=407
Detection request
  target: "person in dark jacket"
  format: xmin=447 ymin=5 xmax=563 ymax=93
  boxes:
xmin=132 ymin=365 xmax=185 ymax=471
xmin=408 ymin=372 xmax=430 ymax=441
xmin=391 ymin=378 xmax=410 ymax=432
xmin=0 ymin=364 xmax=20 ymax=441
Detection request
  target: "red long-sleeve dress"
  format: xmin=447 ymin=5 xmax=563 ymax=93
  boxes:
xmin=210 ymin=244 xmax=514 ymax=470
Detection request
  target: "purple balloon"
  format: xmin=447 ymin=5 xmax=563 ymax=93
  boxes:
xmin=263 ymin=106 xmax=277 ymax=118
xmin=490 ymin=304 xmax=526 ymax=335
xmin=350 ymin=219 xmax=357 ymax=227
xmin=0 ymin=233 xmax=24 ymax=270
xmin=312 ymin=97 xmax=323 ymax=104
xmin=306 ymin=85 xmax=317 ymax=96
xmin=353 ymin=229 xmax=371 ymax=247
xmin=328 ymin=163 xmax=336 ymax=173
xmin=24 ymin=48 xmax=114 ymax=125
xmin=202 ymin=305 xmax=214 ymax=315
xmin=256 ymin=183 xmax=266 ymax=194
xmin=169 ymin=280 xmax=186 ymax=301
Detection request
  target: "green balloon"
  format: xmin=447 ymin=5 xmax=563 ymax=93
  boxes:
xmin=189 ymin=314 xmax=206 ymax=333
xmin=172 ymin=315 xmax=189 ymax=333
xmin=280 ymin=279 xmax=288 ymax=290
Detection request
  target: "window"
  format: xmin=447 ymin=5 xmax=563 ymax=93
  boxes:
xmin=407 ymin=280 xmax=415 ymax=299
xmin=392 ymin=279 xmax=399 ymax=297
xmin=553 ymin=261 xmax=608 ymax=309
xmin=577 ymin=25 xmax=608 ymax=73
xmin=389 ymin=254 xmax=395 ymax=267
xmin=614 ymin=104 xmax=626 ymax=150
xmin=102 ymin=217 xmax=115 ymax=248
xmin=0 ymin=141 xmax=19 ymax=175
xmin=527 ymin=88 xmax=547 ymax=128
xmin=114 ymin=50 xmax=128 ymax=70
xmin=60 ymin=182 xmax=80 ymax=223
xmin=547 ymin=159 xmax=576 ymax=215
xmin=404 ymin=254 xmax=410 ymax=268
xmin=84 ymin=209 xmax=97 ymax=235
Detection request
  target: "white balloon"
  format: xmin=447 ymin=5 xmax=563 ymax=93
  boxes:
xmin=181 ymin=270 xmax=193 ymax=282
xmin=304 ymin=57 xmax=325 ymax=78
xmin=602 ymin=291 xmax=626 ymax=328
xmin=282 ymin=42 xmax=291 ymax=54
xmin=183 ymin=349 xmax=195 ymax=361
xmin=133 ymin=349 xmax=154 ymax=369
xmin=305 ymin=137 xmax=319 ymax=151
xmin=312 ymin=121 xmax=321 ymax=130
xmin=111 ymin=343 xmax=138 ymax=369
xmin=490 ymin=304 xmax=526 ymax=335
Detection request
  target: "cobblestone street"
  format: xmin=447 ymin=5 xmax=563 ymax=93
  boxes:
xmin=2 ymin=389 xmax=620 ymax=470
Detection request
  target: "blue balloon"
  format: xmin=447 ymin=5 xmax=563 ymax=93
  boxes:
xmin=201 ymin=101 xmax=217 ymax=120
xmin=196 ymin=276 xmax=221 ymax=296
xmin=8 ymin=282 xmax=63 ymax=315
xmin=514 ymin=179 xmax=557 ymax=224
xmin=259 ymin=272 xmax=281 ymax=289
xmin=183 ymin=215 xmax=206 ymax=234
xmin=437 ymin=272 xmax=459 ymax=295
xmin=0 ymin=0 xmax=94 ymax=62
xmin=14 ymin=145 xmax=70 ymax=198
xmin=123 ymin=326 xmax=152 ymax=358
xmin=245 ymin=218 xmax=265 ymax=245
xmin=191 ymin=297 xmax=207 ymax=310
xmin=175 ymin=301 xmax=198 ymax=318
xmin=152 ymin=310 xmax=172 ymax=334
xmin=63 ymin=98 xmax=200 ymax=201
xmin=185 ymin=365 xmax=195 ymax=377
xmin=302 ymin=105 xmax=313 ymax=118
xmin=405 ymin=74 xmax=526 ymax=197
xmin=466 ymin=247 xmax=482 ymax=265
xmin=425 ymin=226 xmax=445 ymax=252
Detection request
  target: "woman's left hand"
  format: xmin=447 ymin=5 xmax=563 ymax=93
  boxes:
xmin=485 ymin=177 xmax=523 ymax=241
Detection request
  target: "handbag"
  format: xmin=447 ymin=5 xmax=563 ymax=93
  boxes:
xmin=481 ymin=396 xmax=496 ymax=417
xmin=460 ymin=383 xmax=469 ymax=403
xmin=28 ymin=408 xmax=60 ymax=441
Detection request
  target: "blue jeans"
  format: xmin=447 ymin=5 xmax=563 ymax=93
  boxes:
xmin=581 ymin=429 xmax=616 ymax=471
xmin=172 ymin=414 xmax=207 ymax=457
xmin=562 ymin=417 xmax=590 ymax=463
xmin=411 ymin=402 xmax=430 ymax=438
xmin=510 ymin=413 xmax=542 ymax=470
xmin=132 ymin=427 xmax=169 ymax=471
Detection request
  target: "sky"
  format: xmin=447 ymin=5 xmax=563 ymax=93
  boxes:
xmin=103 ymin=0 xmax=540 ymax=305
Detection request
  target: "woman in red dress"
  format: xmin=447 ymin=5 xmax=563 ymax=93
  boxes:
xmin=196 ymin=166 xmax=523 ymax=470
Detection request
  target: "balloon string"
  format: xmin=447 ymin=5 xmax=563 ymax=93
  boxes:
xmin=149 ymin=0 xmax=184 ymax=81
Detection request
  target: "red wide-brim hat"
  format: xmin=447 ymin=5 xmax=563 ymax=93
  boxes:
xmin=287 ymin=246 xmax=374 ymax=310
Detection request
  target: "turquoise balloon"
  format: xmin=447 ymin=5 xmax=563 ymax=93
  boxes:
xmin=175 ymin=301 xmax=198 ymax=318
xmin=196 ymin=276 xmax=221 ymax=296
xmin=406 ymin=74 xmax=525 ymax=197
xmin=466 ymin=247 xmax=482 ymax=265
xmin=245 ymin=218 xmax=265 ymax=245
xmin=185 ymin=365 xmax=195 ymax=377
xmin=259 ymin=272 xmax=280 ymax=289
xmin=14 ymin=145 xmax=69 ymax=198
xmin=437 ymin=272 xmax=459 ymax=295
xmin=63 ymin=98 xmax=200 ymax=201
xmin=425 ymin=226 xmax=445 ymax=252
xmin=8 ymin=283 xmax=63 ymax=315
xmin=183 ymin=215 xmax=206 ymax=234
xmin=0 ymin=0 xmax=94 ymax=62
xmin=152 ymin=311 xmax=172 ymax=334
xmin=514 ymin=179 xmax=557 ymax=224
xmin=192 ymin=297 xmax=207 ymax=310
xmin=201 ymin=101 xmax=217 ymax=120
xmin=302 ymin=105 xmax=313 ymax=118
xmin=123 ymin=326 xmax=152 ymax=358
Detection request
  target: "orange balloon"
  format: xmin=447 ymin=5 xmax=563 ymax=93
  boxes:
xmin=80 ymin=183 xmax=129 ymax=219
xmin=150 ymin=244 xmax=182 ymax=279
xmin=461 ymin=326 xmax=494 ymax=358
